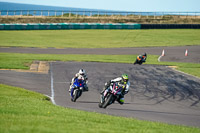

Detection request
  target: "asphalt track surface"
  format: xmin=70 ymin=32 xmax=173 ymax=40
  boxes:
xmin=0 ymin=46 xmax=200 ymax=128
xmin=1 ymin=45 xmax=200 ymax=63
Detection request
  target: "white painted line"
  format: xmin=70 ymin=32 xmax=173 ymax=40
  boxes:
xmin=50 ymin=63 xmax=56 ymax=105
xmin=158 ymin=55 xmax=162 ymax=62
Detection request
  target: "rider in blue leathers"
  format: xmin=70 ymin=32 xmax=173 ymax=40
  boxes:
xmin=69 ymin=69 xmax=88 ymax=93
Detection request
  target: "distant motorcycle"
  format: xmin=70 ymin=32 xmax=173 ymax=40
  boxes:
xmin=70 ymin=77 xmax=84 ymax=102
xmin=134 ymin=57 xmax=146 ymax=65
xmin=134 ymin=53 xmax=147 ymax=65
xmin=134 ymin=59 xmax=146 ymax=65
xmin=99 ymin=82 xmax=125 ymax=108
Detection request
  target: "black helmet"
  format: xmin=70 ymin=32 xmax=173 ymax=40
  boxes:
xmin=143 ymin=53 xmax=147 ymax=57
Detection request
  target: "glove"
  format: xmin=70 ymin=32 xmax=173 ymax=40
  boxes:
xmin=105 ymin=80 xmax=111 ymax=86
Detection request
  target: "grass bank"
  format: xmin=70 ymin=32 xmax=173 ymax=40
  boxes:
xmin=0 ymin=53 xmax=200 ymax=78
xmin=0 ymin=30 xmax=200 ymax=48
xmin=1 ymin=84 xmax=199 ymax=133
xmin=1 ymin=16 xmax=200 ymax=24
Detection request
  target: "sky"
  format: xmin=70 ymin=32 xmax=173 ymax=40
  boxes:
xmin=0 ymin=0 xmax=200 ymax=12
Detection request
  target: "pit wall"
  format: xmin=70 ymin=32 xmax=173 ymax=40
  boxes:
xmin=0 ymin=23 xmax=199 ymax=30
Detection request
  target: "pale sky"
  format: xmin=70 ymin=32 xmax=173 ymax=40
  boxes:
xmin=0 ymin=0 xmax=200 ymax=12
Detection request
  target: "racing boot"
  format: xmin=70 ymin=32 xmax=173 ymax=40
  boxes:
xmin=83 ymin=85 xmax=89 ymax=92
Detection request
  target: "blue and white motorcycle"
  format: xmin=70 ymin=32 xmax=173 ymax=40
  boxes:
xmin=70 ymin=76 xmax=85 ymax=102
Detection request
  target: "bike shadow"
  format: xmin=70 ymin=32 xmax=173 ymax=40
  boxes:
xmin=108 ymin=107 xmax=200 ymax=117
xmin=77 ymin=101 xmax=99 ymax=104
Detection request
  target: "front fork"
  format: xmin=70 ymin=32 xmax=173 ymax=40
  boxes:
xmin=100 ymin=89 xmax=110 ymax=103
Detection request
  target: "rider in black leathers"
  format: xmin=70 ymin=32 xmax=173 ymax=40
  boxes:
xmin=133 ymin=53 xmax=147 ymax=65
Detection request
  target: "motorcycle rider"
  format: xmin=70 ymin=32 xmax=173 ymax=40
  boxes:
xmin=69 ymin=69 xmax=88 ymax=93
xmin=70 ymin=75 xmax=85 ymax=102
xmin=101 ymin=74 xmax=130 ymax=104
xmin=133 ymin=53 xmax=147 ymax=65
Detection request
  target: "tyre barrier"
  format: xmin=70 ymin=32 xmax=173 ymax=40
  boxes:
xmin=1 ymin=23 xmax=199 ymax=30
xmin=0 ymin=23 xmax=141 ymax=30
xmin=141 ymin=24 xmax=200 ymax=29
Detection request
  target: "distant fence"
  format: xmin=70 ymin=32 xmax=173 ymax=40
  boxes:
xmin=0 ymin=10 xmax=200 ymax=19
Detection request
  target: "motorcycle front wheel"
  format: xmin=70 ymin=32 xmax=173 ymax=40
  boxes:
xmin=72 ymin=89 xmax=78 ymax=102
xmin=102 ymin=94 xmax=113 ymax=109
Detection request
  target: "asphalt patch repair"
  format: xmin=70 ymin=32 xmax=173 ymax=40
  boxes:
xmin=30 ymin=61 xmax=49 ymax=74
xmin=0 ymin=61 xmax=50 ymax=74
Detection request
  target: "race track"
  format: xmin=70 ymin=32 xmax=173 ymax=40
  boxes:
xmin=0 ymin=46 xmax=200 ymax=127
xmin=51 ymin=62 xmax=200 ymax=127
xmin=1 ymin=45 xmax=200 ymax=63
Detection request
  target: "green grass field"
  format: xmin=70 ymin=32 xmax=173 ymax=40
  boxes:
xmin=1 ymin=84 xmax=199 ymax=133
xmin=0 ymin=29 xmax=200 ymax=48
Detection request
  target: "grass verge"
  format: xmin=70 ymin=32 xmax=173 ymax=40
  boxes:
xmin=0 ymin=53 xmax=200 ymax=78
xmin=1 ymin=84 xmax=199 ymax=133
xmin=0 ymin=29 xmax=200 ymax=48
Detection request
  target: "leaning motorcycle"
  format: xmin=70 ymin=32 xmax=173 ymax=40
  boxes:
xmin=70 ymin=78 xmax=84 ymax=102
xmin=99 ymin=82 xmax=124 ymax=109
xmin=134 ymin=58 xmax=146 ymax=65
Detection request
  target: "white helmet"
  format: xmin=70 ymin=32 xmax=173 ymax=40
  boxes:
xmin=78 ymin=75 xmax=84 ymax=80
xmin=77 ymin=75 xmax=84 ymax=82
xmin=79 ymin=69 xmax=85 ymax=75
